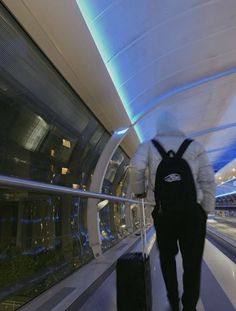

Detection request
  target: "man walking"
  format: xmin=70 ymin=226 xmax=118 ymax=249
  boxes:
xmin=130 ymin=111 xmax=215 ymax=311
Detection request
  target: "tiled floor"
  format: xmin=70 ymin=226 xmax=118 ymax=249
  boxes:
xmin=19 ymin=226 xmax=236 ymax=311
xmin=79 ymin=238 xmax=236 ymax=311
xmin=20 ymin=231 xmax=143 ymax=311
xmin=207 ymin=217 xmax=236 ymax=242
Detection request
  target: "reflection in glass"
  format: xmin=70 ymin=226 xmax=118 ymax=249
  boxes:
xmin=0 ymin=189 xmax=93 ymax=309
xmin=0 ymin=2 xmax=111 ymax=309
xmin=100 ymin=149 xmax=130 ymax=251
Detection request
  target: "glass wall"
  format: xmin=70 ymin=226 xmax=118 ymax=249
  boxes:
xmin=0 ymin=3 xmax=123 ymax=309
xmin=100 ymin=149 xmax=130 ymax=250
xmin=0 ymin=190 xmax=92 ymax=310
xmin=208 ymin=194 xmax=236 ymax=245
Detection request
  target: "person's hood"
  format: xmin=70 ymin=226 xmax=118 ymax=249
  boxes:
xmin=155 ymin=111 xmax=185 ymax=136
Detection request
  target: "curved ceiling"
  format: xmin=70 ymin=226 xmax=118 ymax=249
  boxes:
xmin=3 ymin=0 xmax=236 ymax=195
xmin=77 ymin=0 xmax=236 ymax=165
xmin=76 ymin=0 xmax=236 ymax=185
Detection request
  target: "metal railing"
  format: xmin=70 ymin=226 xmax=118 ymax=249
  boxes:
xmin=0 ymin=174 xmax=155 ymax=206
xmin=0 ymin=174 xmax=155 ymax=258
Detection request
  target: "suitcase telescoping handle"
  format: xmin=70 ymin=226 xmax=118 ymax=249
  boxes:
xmin=139 ymin=198 xmax=147 ymax=259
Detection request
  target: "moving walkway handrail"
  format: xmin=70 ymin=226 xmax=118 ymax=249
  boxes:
xmin=0 ymin=174 xmax=155 ymax=206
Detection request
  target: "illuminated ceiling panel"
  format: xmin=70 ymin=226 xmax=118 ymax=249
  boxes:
xmin=77 ymin=0 xmax=141 ymax=138
xmin=77 ymin=0 xmax=236 ymax=196
xmin=3 ymin=0 xmax=236 ymax=196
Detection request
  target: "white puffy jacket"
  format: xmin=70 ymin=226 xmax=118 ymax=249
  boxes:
xmin=130 ymin=114 xmax=216 ymax=214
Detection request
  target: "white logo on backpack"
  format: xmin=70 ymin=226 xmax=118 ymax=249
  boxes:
xmin=164 ymin=173 xmax=181 ymax=182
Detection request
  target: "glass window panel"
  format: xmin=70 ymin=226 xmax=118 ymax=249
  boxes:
xmin=0 ymin=3 xmax=112 ymax=309
xmin=100 ymin=148 xmax=130 ymax=251
xmin=0 ymin=188 xmax=93 ymax=308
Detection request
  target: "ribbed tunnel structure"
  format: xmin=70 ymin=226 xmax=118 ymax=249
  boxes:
xmin=0 ymin=1 xmax=236 ymax=310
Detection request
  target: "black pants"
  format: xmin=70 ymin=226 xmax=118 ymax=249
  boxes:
xmin=153 ymin=205 xmax=207 ymax=311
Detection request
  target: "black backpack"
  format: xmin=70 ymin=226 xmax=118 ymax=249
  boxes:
xmin=152 ymin=139 xmax=197 ymax=214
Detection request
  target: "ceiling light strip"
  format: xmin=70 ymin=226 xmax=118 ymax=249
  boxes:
xmin=77 ymin=1 xmax=138 ymax=137
xmin=132 ymin=67 xmax=236 ymax=128
xmin=77 ymin=1 xmax=236 ymax=143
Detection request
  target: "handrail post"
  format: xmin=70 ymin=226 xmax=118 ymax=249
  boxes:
xmin=139 ymin=198 xmax=147 ymax=257
xmin=87 ymin=130 xmax=129 ymax=258
xmin=124 ymin=183 xmax=133 ymax=233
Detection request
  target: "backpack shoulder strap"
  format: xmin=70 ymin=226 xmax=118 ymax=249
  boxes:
xmin=151 ymin=139 xmax=167 ymax=159
xmin=176 ymin=139 xmax=193 ymax=158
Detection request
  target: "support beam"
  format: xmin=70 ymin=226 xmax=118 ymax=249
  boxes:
xmin=87 ymin=129 xmax=129 ymax=258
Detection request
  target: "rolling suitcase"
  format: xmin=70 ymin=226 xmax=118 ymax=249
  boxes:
xmin=116 ymin=199 xmax=152 ymax=311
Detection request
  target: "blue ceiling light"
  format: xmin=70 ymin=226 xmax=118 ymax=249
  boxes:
xmin=216 ymin=191 xmax=236 ymax=198
xmin=77 ymin=1 xmax=236 ymax=146
xmin=115 ymin=127 xmax=129 ymax=135
xmin=76 ymin=1 xmax=140 ymax=139
xmin=134 ymin=124 xmax=144 ymax=142
xmin=207 ymin=147 xmax=232 ymax=154
xmin=216 ymin=182 xmax=236 ymax=197
xmin=133 ymin=67 xmax=236 ymax=126
xmin=213 ymin=140 xmax=236 ymax=171
xmin=190 ymin=122 xmax=236 ymax=138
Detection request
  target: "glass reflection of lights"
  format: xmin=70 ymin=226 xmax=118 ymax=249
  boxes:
xmin=216 ymin=191 xmax=236 ymax=198
xmin=97 ymin=199 xmax=109 ymax=210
